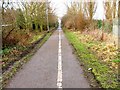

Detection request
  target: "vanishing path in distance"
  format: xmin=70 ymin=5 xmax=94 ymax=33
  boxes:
xmin=6 ymin=29 xmax=90 ymax=88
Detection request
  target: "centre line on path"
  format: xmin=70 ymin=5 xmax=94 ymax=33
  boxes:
xmin=57 ymin=29 xmax=62 ymax=88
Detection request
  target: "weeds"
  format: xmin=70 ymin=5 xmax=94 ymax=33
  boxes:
xmin=64 ymin=29 xmax=118 ymax=88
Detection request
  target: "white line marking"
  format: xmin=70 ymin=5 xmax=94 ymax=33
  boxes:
xmin=57 ymin=30 xmax=62 ymax=88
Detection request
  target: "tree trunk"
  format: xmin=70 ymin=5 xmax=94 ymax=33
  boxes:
xmin=4 ymin=27 xmax=15 ymax=41
xmin=118 ymin=1 xmax=120 ymax=88
xmin=2 ymin=0 xmax=4 ymax=22
xmin=118 ymin=1 xmax=120 ymax=18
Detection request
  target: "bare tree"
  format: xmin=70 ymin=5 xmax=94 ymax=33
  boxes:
xmin=62 ymin=2 xmax=88 ymax=30
xmin=104 ymin=0 xmax=117 ymax=21
xmin=118 ymin=1 xmax=120 ymax=18
xmin=112 ymin=0 xmax=117 ymax=19
xmin=84 ymin=0 xmax=97 ymax=21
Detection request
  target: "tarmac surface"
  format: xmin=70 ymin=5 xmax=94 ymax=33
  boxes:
xmin=6 ymin=29 xmax=90 ymax=88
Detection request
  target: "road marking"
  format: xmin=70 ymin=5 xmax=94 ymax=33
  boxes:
xmin=57 ymin=30 xmax=62 ymax=88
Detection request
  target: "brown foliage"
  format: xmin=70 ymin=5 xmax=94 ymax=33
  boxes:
xmin=3 ymin=29 xmax=32 ymax=47
xmin=75 ymin=12 xmax=88 ymax=30
xmin=62 ymin=2 xmax=89 ymax=31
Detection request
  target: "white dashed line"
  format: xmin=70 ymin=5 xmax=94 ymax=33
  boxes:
xmin=57 ymin=30 xmax=62 ymax=88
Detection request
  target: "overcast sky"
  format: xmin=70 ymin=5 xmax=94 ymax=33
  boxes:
xmin=49 ymin=0 xmax=106 ymax=20
xmin=0 ymin=0 xmax=118 ymax=20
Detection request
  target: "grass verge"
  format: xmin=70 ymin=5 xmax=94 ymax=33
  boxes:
xmin=1 ymin=30 xmax=54 ymax=89
xmin=64 ymin=29 xmax=119 ymax=89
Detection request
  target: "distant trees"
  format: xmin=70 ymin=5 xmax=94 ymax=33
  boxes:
xmin=62 ymin=1 xmax=97 ymax=31
xmin=2 ymin=1 xmax=57 ymax=30
xmin=24 ymin=2 xmax=47 ymax=31
xmin=62 ymin=0 xmax=119 ymax=33
xmin=2 ymin=1 xmax=57 ymax=47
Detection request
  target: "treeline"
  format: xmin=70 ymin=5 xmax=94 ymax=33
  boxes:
xmin=2 ymin=1 xmax=57 ymax=47
xmin=63 ymin=1 xmax=120 ymax=88
xmin=62 ymin=0 xmax=119 ymax=32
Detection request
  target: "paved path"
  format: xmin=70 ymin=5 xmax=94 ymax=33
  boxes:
xmin=6 ymin=30 xmax=90 ymax=88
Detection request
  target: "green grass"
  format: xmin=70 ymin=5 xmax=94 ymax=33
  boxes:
xmin=1 ymin=31 xmax=53 ymax=89
xmin=29 ymin=34 xmax=42 ymax=43
xmin=112 ymin=59 xmax=120 ymax=63
xmin=64 ymin=29 xmax=119 ymax=89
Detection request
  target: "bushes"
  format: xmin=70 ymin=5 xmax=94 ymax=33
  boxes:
xmin=2 ymin=1 xmax=57 ymax=48
xmin=3 ymin=28 xmax=31 ymax=47
xmin=62 ymin=2 xmax=97 ymax=32
xmin=97 ymin=20 xmax=102 ymax=29
xmin=73 ymin=29 xmax=118 ymax=70
xmin=1 ymin=1 xmax=57 ymax=76
xmin=62 ymin=9 xmax=89 ymax=31
xmin=75 ymin=13 xmax=88 ymax=31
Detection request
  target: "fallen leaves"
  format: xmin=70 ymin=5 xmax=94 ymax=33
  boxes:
xmin=90 ymin=43 xmax=118 ymax=69
xmin=73 ymin=30 xmax=118 ymax=69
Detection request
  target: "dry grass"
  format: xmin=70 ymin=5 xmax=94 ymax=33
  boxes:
xmin=82 ymin=29 xmax=118 ymax=46
xmin=73 ymin=29 xmax=118 ymax=69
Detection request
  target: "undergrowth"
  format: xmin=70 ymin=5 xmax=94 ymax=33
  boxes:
xmin=64 ymin=29 xmax=119 ymax=89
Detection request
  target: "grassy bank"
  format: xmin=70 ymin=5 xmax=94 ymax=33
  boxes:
xmin=64 ymin=29 xmax=119 ymax=89
xmin=1 ymin=30 xmax=54 ymax=89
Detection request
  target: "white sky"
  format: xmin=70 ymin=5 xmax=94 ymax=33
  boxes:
xmin=49 ymin=0 xmax=68 ymax=18
xmin=1 ymin=0 xmax=118 ymax=20
xmin=49 ymin=0 xmax=105 ymax=19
